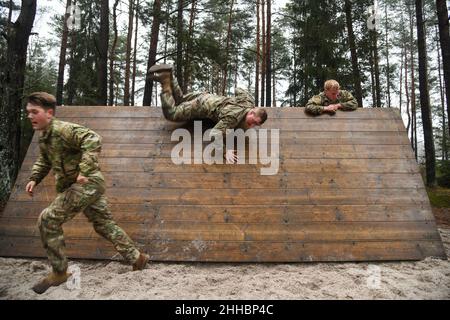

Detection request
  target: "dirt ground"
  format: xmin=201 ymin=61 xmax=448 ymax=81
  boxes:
xmin=433 ymin=207 xmax=450 ymax=228
xmin=1 ymin=196 xmax=449 ymax=300
xmin=0 ymin=227 xmax=449 ymax=300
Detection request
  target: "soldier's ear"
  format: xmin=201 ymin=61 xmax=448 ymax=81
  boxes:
xmin=47 ymin=108 xmax=55 ymax=117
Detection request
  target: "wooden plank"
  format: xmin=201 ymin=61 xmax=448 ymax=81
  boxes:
xmin=1 ymin=202 xmax=151 ymax=222
xmin=8 ymin=187 xmax=430 ymax=206
xmin=0 ymin=236 xmax=445 ymax=262
xmin=0 ymin=219 xmax=147 ymax=239
xmin=39 ymin=117 xmax=406 ymax=132
xmin=55 ymin=106 xmax=401 ymax=120
xmin=144 ymin=239 xmax=446 ymax=262
xmin=21 ymin=158 xmax=421 ymax=174
xmin=2 ymin=203 xmax=435 ymax=223
xmin=26 ymin=143 xmax=417 ymax=159
xmin=0 ymin=236 xmax=119 ymax=260
xmin=149 ymin=221 xmax=442 ymax=242
xmin=31 ymin=130 xmax=411 ymax=145
xmin=22 ymin=172 xmax=425 ymax=189
xmin=0 ymin=218 xmax=441 ymax=243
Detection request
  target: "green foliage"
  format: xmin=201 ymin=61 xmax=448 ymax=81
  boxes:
xmin=20 ymin=37 xmax=58 ymax=165
xmin=436 ymin=160 xmax=450 ymax=188
xmin=188 ymin=0 xmax=254 ymax=94
xmin=24 ymin=39 xmax=58 ymax=94
xmin=283 ymin=0 xmax=363 ymax=106
xmin=53 ymin=0 xmax=105 ymax=105
xmin=427 ymin=186 xmax=450 ymax=208
xmin=109 ymin=31 xmax=129 ymax=105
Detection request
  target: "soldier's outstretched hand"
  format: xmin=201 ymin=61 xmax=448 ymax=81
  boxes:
xmin=26 ymin=181 xmax=36 ymax=197
xmin=226 ymin=150 xmax=238 ymax=164
xmin=325 ymin=104 xmax=340 ymax=112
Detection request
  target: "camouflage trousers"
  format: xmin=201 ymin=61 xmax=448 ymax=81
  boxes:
xmin=37 ymin=182 xmax=140 ymax=273
xmin=160 ymin=76 xmax=215 ymax=122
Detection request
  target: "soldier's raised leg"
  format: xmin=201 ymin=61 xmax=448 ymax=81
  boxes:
xmin=148 ymin=64 xmax=184 ymax=105
xmin=83 ymin=194 xmax=145 ymax=270
xmin=32 ymin=183 xmax=98 ymax=294
xmin=32 ymin=183 xmax=147 ymax=294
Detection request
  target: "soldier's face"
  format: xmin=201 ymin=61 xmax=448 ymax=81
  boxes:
xmin=245 ymin=111 xmax=262 ymax=128
xmin=26 ymin=103 xmax=53 ymax=131
xmin=325 ymin=88 xmax=340 ymax=101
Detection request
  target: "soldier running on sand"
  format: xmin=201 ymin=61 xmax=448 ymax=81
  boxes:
xmin=25 ymin=92 xmax=149 ymax=294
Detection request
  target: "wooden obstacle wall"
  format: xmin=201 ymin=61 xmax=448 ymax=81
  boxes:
xmin=0 ymin=107 xmax=446 ymax=262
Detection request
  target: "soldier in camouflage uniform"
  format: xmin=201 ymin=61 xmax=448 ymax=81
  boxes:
xmin=25 ymin=92 xmax=149 ymax=294
xmin=148 ymin=64 xmax=268 ymax=163
xmin=305 ymin=80 xmax=358 ymax=116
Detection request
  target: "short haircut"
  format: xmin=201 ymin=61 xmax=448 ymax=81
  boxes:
xmin=254 ymin=107 xmax=268 ymax=124
xmin=324 ymin=80 xmax=340 ymax=91
xmin=27 ymin=92 xmax=57 ymax=112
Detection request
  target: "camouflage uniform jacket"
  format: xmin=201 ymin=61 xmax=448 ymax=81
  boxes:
xmin=305 ymin=90 xmax=358 ymax=116
xmin=29 ymin=118 xmax=105 ymax=193
xmin=196 ymin=88 xmax=255 ymax=136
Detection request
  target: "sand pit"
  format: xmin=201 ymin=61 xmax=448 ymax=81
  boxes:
xmin=0 ymin=228 xmax=449 ymax=300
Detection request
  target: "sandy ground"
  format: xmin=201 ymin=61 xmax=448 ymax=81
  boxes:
xmin=0 ymin=228 xmax=449 ymax=300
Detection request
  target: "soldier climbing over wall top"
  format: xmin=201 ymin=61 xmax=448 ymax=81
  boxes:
xmin=305 ymin=80 xmax=358 ymax=116
xmin=148 ymin=64 xmax=268 ymax=164
xmin=25 ymin=92 xmax=149 ymax=294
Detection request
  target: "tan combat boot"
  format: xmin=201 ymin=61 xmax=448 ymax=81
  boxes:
xmin=148 ymin=64 xmax=174 ymax=94
xmin=149 ymin=64 xmax=174 ymax=74
xmin=32 ymin=270 xmax=72 ymax=294
xmin=132 ymin=253 xmax=150 ymax=271
xmin=148 ymin=71 xmax=172 ymax=95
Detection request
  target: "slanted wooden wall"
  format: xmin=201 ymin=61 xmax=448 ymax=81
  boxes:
xmin=0 ymin=107 xmax=446 ymax=262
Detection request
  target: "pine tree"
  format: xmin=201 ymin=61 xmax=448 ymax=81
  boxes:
xmin=0 ymin=0 xmax=37 ymax=206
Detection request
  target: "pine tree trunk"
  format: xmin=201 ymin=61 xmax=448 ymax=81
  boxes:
xmin=408 ymin=2 xmax=418 ymax=159
xmin=97 ymin=0 xmax=109 ymax=105
xmin=384 ymin=3 xmax=391 ymax=108
xmin=292 ymin=41 xmax=297 ymax=107
xmin=436 ymin=0 xmax=450 ymax=139
xmin=109 ymin=0 xmax=119 ymax=106
xmin=143 ymin=0 xmax=162 ymax=106
xmin=405 ymin=46 xmax=411 ymax=136
xmin=265 ymin=0 xmax=271 ymax=107
xmin=260 ymin=0 xmax=266 ymax=106
xmin=399 ymin=44 xmax=404 ymax=114
xmin=436 ymin=25 xmax=448 ymax=160
xmin=163 ymin=0 xmax=172 ymax=64
xmin=67 ymin=29 xmax=76 ymax=105
xmin=255 ymin=0 xmax=260 ymax=106
xmin=222 ymin=0 xmax=235 ymax=96
xmin=56 ymin=0 xmax=71 ymax=106
xmin=0 ymin=0 xmax=36 ymax=206
xmin=176 ymin=0 xmax=184 ymax=90
xmin=373 ymin=30 xmax=382 ymax=108
xmin=184 ymin=0 xmax=197 ymax=92
xmin=272 ymin=67 xmax=276 ymax=107
xmin=416 ymin=0 xmax=436 ymax=186
xmin=369 ymin=44 xmax=376 ymax=107
xmin=234 ymin=63 xmax=238 ymax=89
xmin=344 ymin=0 xmax=363 ymax=107
xmin=399 ymin=11 xmax=406 ymax=114
xmin=124 ymin=0 xmax=135 ymax=106
xmin=7 ymin=0 xmax=13 ymax=35
xmin=131 ymin=0 xmax=139 ymax=106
